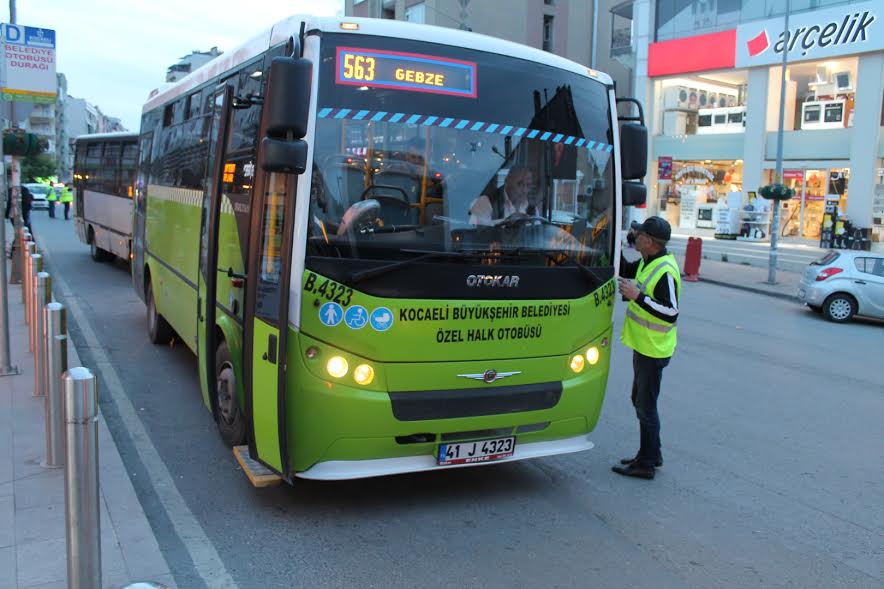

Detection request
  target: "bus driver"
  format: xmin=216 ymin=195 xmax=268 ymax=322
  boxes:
xmin=468 ymin=165 xmax=536 ymax=225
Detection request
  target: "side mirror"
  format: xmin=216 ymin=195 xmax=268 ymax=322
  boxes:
xmin=620 ymin=123 xmax=648 ymax=181
xmin=261 ymin=138 xmax=308 ymax=175
xmin=622 ymin=182 xmax=647 ymax=207
xmin=265 ymin=57 xmax=312 ymax=139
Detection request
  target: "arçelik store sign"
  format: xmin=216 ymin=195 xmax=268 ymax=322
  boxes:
xmin=649 ymin=0 xmax=881 ymax=77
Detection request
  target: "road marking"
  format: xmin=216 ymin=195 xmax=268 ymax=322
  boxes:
xmin=40 ymin=248 xmax=238 ymax=589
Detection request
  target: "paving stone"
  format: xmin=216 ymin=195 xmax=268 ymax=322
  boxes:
xmin=13 ymin=470 xmax=63 ymax=511
xmin=14 ymin=504 xmax=64 ymax=546
xmin=16 ymin=537 xmax=66 ymax=587
xmin=0 ymin=495 xmax=15 ymax=549
xmin=0 ymin=545 xmax=15 ymax=588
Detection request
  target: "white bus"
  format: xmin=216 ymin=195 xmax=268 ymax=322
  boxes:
xmin=73 ymin=131 xmax=139 ymax=262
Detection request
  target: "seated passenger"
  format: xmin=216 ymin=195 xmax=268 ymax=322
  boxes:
xmin=468 ymin=165 xmax=536 ymax=225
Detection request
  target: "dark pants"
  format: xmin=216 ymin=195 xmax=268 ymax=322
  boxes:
xmin=63 ymin=202 xmax=70 ymax=220
xmin=631 ymin=351 xmax=670 ymax=468
xmin=48 ymin=202 xmax=55 ymax=218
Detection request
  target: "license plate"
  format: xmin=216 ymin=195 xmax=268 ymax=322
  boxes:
xmin=437 ymin=437 xmax=515 ymax=466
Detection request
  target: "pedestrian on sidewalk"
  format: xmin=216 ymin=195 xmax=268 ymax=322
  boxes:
xmin=60 ymin=184 xmax=73 ymax=220
xmin=6 ymin=184 xmax=33 ymax=234
xmin=613 ymin=216 xmax=681 ymax=480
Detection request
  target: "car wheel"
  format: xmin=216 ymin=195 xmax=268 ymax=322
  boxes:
xmin=146 ymin=281 xmax=174 ymax=344
xmin=215 ymin=341 xmax=247 ymax=447
xmin=822 ymin=294 xmax=856 ymax=323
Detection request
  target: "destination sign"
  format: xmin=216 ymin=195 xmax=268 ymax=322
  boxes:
xmin=335 ymin=47 xmax=477 ymax=98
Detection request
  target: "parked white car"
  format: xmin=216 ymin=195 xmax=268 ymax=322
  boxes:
xmin=23 ymin=183 xmax=50 ymax=210
xmin=798 ymin=250 xmax=884 ymax=323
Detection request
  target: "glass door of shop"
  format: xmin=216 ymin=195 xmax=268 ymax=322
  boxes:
xmin=765 ymin=167 xmax=849 ymax=239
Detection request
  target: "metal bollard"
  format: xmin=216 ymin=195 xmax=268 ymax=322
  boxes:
xmin=23 ymin=241 xmax=35 ymax=312
xmin=33 ymin=272 xmax=50 ymax=396
xmin=64 ymin=367 xmax=101 ymax=589
xmin=29 ymin=254 xmax=43 ymax=353
xmin=43 ymin=303 xmax=67 ymax=467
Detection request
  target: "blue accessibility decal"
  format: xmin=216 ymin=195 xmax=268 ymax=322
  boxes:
xmin=369 ymin=307 xmax=394 ymax=332
xmin=318 ymin=302 xmax=343 ymax=327
xmin=344 ymin=305 xmax=369 ymax=330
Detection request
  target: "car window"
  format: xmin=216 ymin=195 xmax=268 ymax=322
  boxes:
xmin=25 ymin=184 xmax=49 ymax=196
xmin=813 ymin=251 xmax=839 ymax=266
xmin=854 ymin=258 xmax=868 ymax=273
xmin=872 ymin=258 xmax=884 ymax=279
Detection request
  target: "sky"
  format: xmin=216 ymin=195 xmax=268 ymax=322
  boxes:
xmin=11 ymin=0 xmax=345 ymax=131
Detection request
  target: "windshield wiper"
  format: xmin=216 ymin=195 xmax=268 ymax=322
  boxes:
xmin=495 ymin=247 xmax=608 ymax=288
xmin=348 ymin=249 xmax=478 ymax=285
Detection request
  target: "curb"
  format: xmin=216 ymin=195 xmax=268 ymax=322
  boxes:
xmin=698 ymin=277 xmax=798 ymax=301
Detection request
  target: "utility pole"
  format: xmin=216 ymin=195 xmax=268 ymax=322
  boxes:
xmin=767 ymin=0 xmax=790 ymax=285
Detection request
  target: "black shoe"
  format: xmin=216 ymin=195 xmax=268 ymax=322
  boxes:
xmin=619 ymin=455 xmax=663 ymax=467
xmin=612 ymin=462 xmax=655 ymax=480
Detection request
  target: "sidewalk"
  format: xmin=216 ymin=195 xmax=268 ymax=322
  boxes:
xmin=2 ymin=251 xmax=174 ymax=587
xmin=672 ymin=252 xmax=801 ymax=300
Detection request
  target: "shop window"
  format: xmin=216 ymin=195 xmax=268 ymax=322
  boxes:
xmin=657 ymin=159 xmax=743 ymax=230
xmin=789 ymin=57 xmax=857 ymax=132
xmin=658 ymin=73 xmax=747 ymax=137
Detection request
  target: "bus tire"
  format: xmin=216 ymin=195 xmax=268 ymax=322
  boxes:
xmin=88 ymin=227 xmax=110 ymax=262
xmin=146 ymin=281 xmax=174 ymax=344
xmin=215 ymin=341 xmax=246 ymax=447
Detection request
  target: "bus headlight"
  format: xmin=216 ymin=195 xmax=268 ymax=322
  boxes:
xmin=353 ymin=364 xmax=375 ymax=385
xmin=326 ymin=356 xmax=349 ymax=379
xmin=570 ymin=354 xmax=585 ymax=373
xmin=585 ymin=346 xmax=600 ymax=366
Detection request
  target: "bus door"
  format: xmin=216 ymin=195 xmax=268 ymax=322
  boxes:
xmin=242 ymin=162 xmax=297 ymax=476
xmin=132 ymin=132 xmax=153 ymax=298
xmin=197 ymin=85 xmax=234 ymax=413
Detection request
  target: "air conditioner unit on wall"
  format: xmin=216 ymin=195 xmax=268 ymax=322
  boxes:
xmin=663 ymin=86 xmax=692 ymax=110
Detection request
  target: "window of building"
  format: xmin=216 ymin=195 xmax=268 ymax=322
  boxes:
xmin=611 ymin=2 xmax=634 ymax=57
xmin=656 ymin=159 xmax=744 ymax=231
xmin=543 ymin=14 xmax=555 ymax=52
xmin=545 ymin=0 xmax=555 ymax=4
xmin=405 ymin=2 xmax=425 ymax=23
xmin=657 ymin=71 xmax=748 ymax=137
xmin=776 ymin=57 xmax=858 ymax=133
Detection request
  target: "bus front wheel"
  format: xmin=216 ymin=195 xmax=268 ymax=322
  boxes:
xmin=215 ymin=342 xmax=247 ymax=447
xmin=146 ymin=282 xmax=173 ymax=344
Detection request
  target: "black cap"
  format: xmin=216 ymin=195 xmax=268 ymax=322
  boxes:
xmin=630 ymin=216 xmax=671 ymax=242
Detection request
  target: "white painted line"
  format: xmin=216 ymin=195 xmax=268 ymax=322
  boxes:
xmin=41 ymin=249 xmax=238 ymax=589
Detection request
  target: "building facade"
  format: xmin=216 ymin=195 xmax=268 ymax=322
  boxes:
xmin=166 ymin=47 xmax=223 ymax=83
xmin=345 ymin=0 xmax=635 ymax=90
xmin=638 ymin=0 xmax=883 ymax=249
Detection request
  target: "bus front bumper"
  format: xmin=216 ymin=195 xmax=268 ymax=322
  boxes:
xmin=295 ymin=434 xmax=594 ymax=480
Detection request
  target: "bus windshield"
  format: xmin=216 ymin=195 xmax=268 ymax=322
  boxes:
xmin=308 ymin=34 xmax=615 ymax=269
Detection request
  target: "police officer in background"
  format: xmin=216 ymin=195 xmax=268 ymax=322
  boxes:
xmin=613 ymin=216 xmax=680 ymax=480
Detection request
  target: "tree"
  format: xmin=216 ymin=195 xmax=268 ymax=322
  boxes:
xmin=21 ymin=153 xmax=59 ymax=183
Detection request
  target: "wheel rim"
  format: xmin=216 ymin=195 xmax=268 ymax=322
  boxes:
xmin=216 ymin=361 xmax=237 ymax=425
xmin=829 ymin=298 xmax=852 ymax=320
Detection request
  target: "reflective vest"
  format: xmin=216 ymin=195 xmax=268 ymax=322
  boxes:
xmin=620 ymin=253 xmax=680 ymax=359
xmin=59 ymin=188 xmax=73 ymax=203
xmin=47 ymin=188 xmax=58 ymax=202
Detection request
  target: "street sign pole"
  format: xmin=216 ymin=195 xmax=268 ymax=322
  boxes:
xmin=768 ymin=0 xmax=790 ymax=285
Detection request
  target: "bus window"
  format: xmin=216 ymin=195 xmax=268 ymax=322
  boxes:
xmin=255 ymin=174 xmax=287 ymax=321
xmin=85 ymin=143 xmax=102 ymax=191
xmin=121 ymin=143 xmax=138 ymax=198
xmin=101 ymin=142 xmax=121 ymax=196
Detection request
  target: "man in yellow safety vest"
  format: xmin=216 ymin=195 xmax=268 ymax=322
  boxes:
xmin=59 ymin=185 xmax=74 ymax=220
xmin=613 ymin=216 xmax=681 ymax=480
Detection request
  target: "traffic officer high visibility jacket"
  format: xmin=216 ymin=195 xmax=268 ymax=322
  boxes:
xmin=59 ymin=188 xmax=73 ymax=203
xmin=47 ymin=188 xmax=58 ymax=202
xmin=621 ymin=253 xmax=681 ymax=359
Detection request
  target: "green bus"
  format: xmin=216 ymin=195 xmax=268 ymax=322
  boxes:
xmin=133 ymin=15 xmax=648 ymax=482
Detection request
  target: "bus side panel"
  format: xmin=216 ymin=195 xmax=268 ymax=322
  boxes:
xmin=145 ymin=185 xmax=202 ymax=352
xmin=215 ymin=198 xmax=246 ymax=330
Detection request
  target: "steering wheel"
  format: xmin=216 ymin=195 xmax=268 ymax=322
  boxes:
xmin=337 ymin=199 xmax=381 ymax=236
xmin=495 ymin=212 xmax=557 ymax=230
xmin=360 ymin=185 xmax=415 ymax=225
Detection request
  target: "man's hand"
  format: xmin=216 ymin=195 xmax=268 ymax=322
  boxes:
xmin=618 ymin=277 xmax=640 ymax=301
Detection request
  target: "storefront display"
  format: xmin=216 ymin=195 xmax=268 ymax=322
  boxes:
xmin=659 ymin=160 xmax=743 ymax=229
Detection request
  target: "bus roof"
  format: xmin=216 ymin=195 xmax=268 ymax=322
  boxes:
xmin=143 ymin=15 xmax=613 ymax=114
xmin=75 ymin=131 xmax=138 ymax=143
